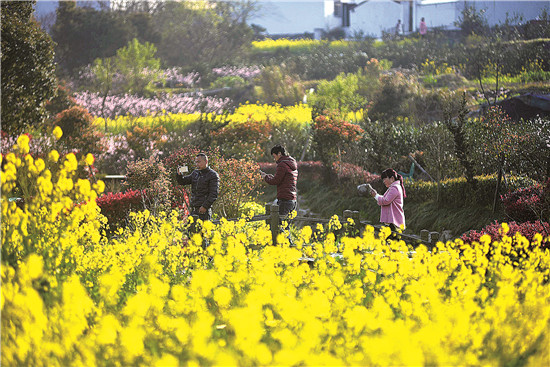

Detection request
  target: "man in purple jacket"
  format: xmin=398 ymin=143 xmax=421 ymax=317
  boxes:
xmin=259 ymin=144 xmax=298 ymax=217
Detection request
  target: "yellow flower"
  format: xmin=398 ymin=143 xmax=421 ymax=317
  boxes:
xmin=48 ymin=150 xmax=60 ymax=162
xmin=53 ymin=126 xmax=63 ymax=140
xmin=120 ymin=325 xmax=146 ymax=357
xmin=501 ymin=222 xmax=510 ymax=235
xmin=64 ymin=153 xmax=78 ymax=172
xmin=96 ymin=314 xmax=120 ymax=345
xmin=16 ymin=134 xmax=30 ymax=154
xmin=27 ymin=254 xmax=43 ymax=280
xmin=213 ymin=286 xmax=232 ymax=308
xmin=155 ymin=354 xmax=179 ymax=367
xmin=85 ymin=153 xmax=95 ymax=166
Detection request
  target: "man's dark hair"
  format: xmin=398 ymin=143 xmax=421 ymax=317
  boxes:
xmin=270 ymin=144 xmax=286 ymax=156
xmin=196 ymin=153 xmax=208 ymax=160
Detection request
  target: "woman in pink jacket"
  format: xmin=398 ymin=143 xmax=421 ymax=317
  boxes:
xmin=369 ymin=168 xmax=406 ymax=232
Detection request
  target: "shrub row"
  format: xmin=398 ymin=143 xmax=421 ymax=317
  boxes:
xmin=406 ymin=174 xmax=538 ymax=208
xmin=96 ymin=187 xmax=190 ymax=231
xmin=501 ymin=178 xmax=550 ymax=222
xmin=461 ymin=220 xmax=550 ymax=248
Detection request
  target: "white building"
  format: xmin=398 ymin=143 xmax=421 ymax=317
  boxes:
xmin=249 ymin=0 xmax=550 ymax=38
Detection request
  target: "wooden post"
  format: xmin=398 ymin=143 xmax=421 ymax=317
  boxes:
xmin=352 ymin=211 xmax=360 ymax=225
xmin=430 ymin=232 xmax=440 ymax=245
xmin=420 ymin=229 xmax=430 ymax=243
xmin=267 ymin=204 xmax=279 ymax=245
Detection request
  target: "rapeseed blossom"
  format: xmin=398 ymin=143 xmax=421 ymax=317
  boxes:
xmin=2 ymin=137 xmax=550 ymax=366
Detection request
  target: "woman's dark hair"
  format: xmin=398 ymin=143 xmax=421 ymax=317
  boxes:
xmin=381 ymin=168 xmax=406 ymax=198
xmin=270 ymin=144 xmax=287 ymax=156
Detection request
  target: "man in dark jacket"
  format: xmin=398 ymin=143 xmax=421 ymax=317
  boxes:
xmin=176 ymin=153 xmax=219 ymax=221
xmin=259 ymin=144 xmax=298 ymax=217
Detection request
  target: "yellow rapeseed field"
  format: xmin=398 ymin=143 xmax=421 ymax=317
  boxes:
xmin=94 ymin=102 xmax=363 ymax=133
xmin=2 ymin=133 xmax=549 ymax=366
xmin=251 ymin=38 xmax=351 ymax=53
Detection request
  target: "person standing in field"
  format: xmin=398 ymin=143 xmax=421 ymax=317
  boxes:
xmin=176 ymin=153 xmax=219 ymax=221
xmin=259 ymin=144 xmax=298 ymax=217
xmin=419 ymin=17 xmax=428 ymax=38
xmin=395 ymin=19 xmax=403 ymax=37
xmin=369 ymin=168 xmax=406 ymax=232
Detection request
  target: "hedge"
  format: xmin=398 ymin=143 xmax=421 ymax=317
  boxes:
xmin=406 ymin=174 xmax=538 ymax=208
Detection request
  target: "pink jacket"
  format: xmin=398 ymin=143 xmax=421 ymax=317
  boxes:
xmin=374 ymin=181 xmax=405 ymax=228
xmin=419 ymin=21 xmax=427 ymax=35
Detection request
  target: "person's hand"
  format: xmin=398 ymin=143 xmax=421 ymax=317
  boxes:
xmin=370 ymin=189 xmax=377 ymax=197
xmin=199 ymin=206 xmax=207 ymax=214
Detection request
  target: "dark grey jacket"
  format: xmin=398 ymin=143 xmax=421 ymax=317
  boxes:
xmin=176 ymin=167 xmax=219 ymax=209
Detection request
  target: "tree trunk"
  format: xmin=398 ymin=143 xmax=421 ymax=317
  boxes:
xmin=101 ymin=91 xmax=108 ymax=132
xmin=492 ymin=154 xmax=505 ymax=214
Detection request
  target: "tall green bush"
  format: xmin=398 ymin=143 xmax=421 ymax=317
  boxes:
xmin=255 ymin=65 xmax=305 ymax=106
xmin=1 ymin=0 xmax=57 ymax=134
xmin=309 ymin=71 xmax=368 ymax=115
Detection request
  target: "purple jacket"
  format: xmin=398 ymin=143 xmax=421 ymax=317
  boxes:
xmin=264 ymin=156 xmax=298 ymax=200
xmin=374 ymin=181 xmax=405 ymax=228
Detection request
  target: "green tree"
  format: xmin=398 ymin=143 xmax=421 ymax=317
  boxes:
xmin=114 ymin=38 xmax=161 ymax=95
xmin=444 ymin=92 xmax=477 ymax=189
xmin=153 ymin=1 xmax=254 ymax=69
xmin=1 ymin=0 xmax=57 ymax=134
xmin=472 ymin=106 xmax=528 ymax=212
xmin=90 ymin=57 xmax=117 ymax=127
xmin=51 ymin=1 xmax=135 ymax=74
xmin=455 ymin=5 xmax=489 ymax=37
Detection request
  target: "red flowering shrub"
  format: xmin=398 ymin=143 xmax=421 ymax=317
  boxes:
xmin=214 ymin=157 xmax=263 ymax=217
xmin=212 ymin=119 xmax=272 ymax=160
xmin=332 ymin=161 xmax=380 ymax=194
xmin=96 ymin=189 xmax=149 ymax=226
xmin=126 ymin=125 xmax=167 ymax=160
xmin=294 ymin=161 xmax=325 ymax=181
xmin=501 ymin=178 xmax=550 ymax=223
xmin=96 ymin=188 xmax=190 ymax=229
xmin=332 ymin=161 xmax=379 ymax=183
xmin=170 ymin=185 xmax=191 ymax=213
xmin=311 ymin=111 xmax=364 ymax=179
xmin=461 ymin=220 xmax=550 ymax=248
xmin=53 ymin=106 xmax=105 ymax=157
xmin=125 ymin=156 xmax=169 ymax=191
xmin=124 ymin=156 xmax=174 ymax=213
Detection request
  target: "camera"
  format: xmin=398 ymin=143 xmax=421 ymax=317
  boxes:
xmin=178 ymin=165 xmax=188 ymax=175
xmin=357 ymin=183 xmax=374 ymax=197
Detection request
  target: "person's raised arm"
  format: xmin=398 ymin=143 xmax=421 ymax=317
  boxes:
xmin=176 ymin=171 xmax=193 ymax=186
